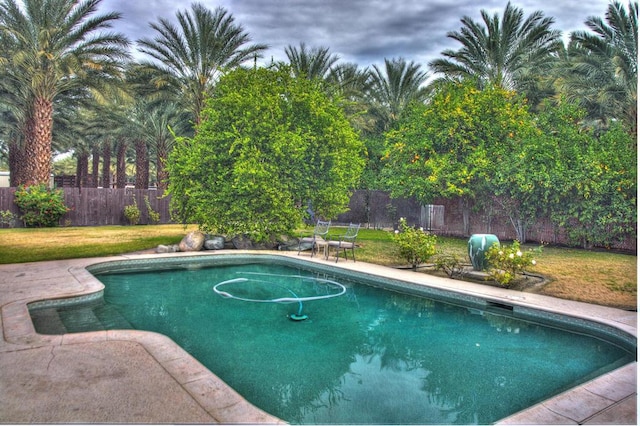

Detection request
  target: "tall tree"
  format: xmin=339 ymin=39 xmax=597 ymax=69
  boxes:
xmin=0 ymin=0 xmax=130 ymax=186
xmin=167 ymin=67 xmax=365 ymax=240
xmin=137 ymin=3 xmax=267 ymax=126
xmin=101 ymin=137 xmax=111 ymax=188
xmin=327 ymin=62 xmax=372 ymax=101
xmin=0 ymin=29 xmax=32 ymax=185
xmin=114 ymin=136 xmax=127 ymax=189
xmin=144 ymin=103 xmax=192 ymax=191
xmin=429 ymin=2 xmax=562 ymax=98
xmin=559 ymin=1 xmax=637 ymax=134
xmin=284 ymin=42 xmax=339 ymax=80
xmin=382 ymin=81 xmax=537 ymax=237
xmin=327 ymin=62 xmax=376 ymax=135
xmin=368 ymin=57 xmax=430 ymax=132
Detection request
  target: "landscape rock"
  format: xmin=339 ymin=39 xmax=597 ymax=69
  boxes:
xmin=232 ymin=235 xmax=253 ymax=250
xmin=179 ymin=231 xmax=205 ymax=252
xmin=276 ymin=234 xmax=300 ymax=251
xmin=156 ymin=244 xmax=179 ymax=253
xmin=204 ymin=235 xmax=225 ymax=250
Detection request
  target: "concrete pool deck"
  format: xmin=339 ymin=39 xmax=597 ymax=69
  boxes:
xmin=0 ymin=250 xmax=636 ymax=424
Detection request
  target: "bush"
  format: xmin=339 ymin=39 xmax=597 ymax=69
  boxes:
xmin=13 ymin=185 xmax=68 ymax=227
xmin=434 ymin=252 xmax=465 ymax=278
xmin=393 ymin=217 xmax=437 ymax=270
xmin=144 ymin=196 xmax=160 ymax=224
xmin=124 ymin=198 xmax=141 ymax=225
xmin=485 ymin=241 xmax=540 ymax=287
xmin=0 ymin=210 xmax=18 ymax=228
xmin=166 ymin=67 xmax=365 ymax=242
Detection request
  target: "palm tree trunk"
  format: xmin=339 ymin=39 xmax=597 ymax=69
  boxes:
xmin=134 ymin=138 xmax=149 ymax=189
xmin=8 ymin=136 xmax=25 ymax=187
xmin=76 ymin=152 xmax=89 ymax=188
xmin=91 ymin=145 xmax=100 ymax=188
xmin=116 ymin=137 xmax=127 ymax=188
xmin=156 ymin=143 xmax=169 ymax=191
xmin=102 ymin=138 xmax=112 ymax=188
xmin=23 ymin=97 xmax=53 ymax=186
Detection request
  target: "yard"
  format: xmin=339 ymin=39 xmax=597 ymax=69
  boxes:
xmin=0 ymin=225 xmax=636 ymax=310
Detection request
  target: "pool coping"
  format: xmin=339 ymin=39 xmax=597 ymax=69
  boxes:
xmin=0 ymin=250 xmax=636 ymax=424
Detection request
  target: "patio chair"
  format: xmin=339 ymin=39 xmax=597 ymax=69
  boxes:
xmin=327 ymin=223 xmax=360 ymax=262
xmin=298 ymin=220 xmax=331 ymax=258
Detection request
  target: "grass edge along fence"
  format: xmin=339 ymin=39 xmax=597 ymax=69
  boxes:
xmin=0 ymin=187 xmax=636 ymax=253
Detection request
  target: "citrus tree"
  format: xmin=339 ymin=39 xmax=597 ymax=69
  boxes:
xmin=167 ymin=67 xmax=365 ymax=242
xmin=382 ymin=80 xmax=536 ymax=236
xmin=542 ymin=104 xmax=637 ymax=248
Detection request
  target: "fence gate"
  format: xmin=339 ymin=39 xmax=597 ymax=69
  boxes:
xmin=420 ymin=204 xmax=444 ymax=231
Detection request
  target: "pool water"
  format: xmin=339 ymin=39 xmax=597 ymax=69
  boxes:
xmin=31 ymin=259 xmax=634 ymax=424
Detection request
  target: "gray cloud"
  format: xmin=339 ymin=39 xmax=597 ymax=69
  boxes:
xmin=99 ymin=0 xmax=613 ymax=70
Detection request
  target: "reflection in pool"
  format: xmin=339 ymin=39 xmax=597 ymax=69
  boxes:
xmin=30 ymin=256 xmax=635 ymax=424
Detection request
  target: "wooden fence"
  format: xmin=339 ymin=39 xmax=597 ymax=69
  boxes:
xmin=0 ymin=187 xmax=172 ymax=227
xmin=0 ymin=187 xmax=636 ymax=251
xmin=336 ymin=190 xmax=637 ymax=252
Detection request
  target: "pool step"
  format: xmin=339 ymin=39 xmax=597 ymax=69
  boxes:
xmin=30 ymin=302 xmax=133 ymax=335
xmin=92 ymin=304 xmax=133 ymax=330
xmin=30 ymin=307 xmax=68 ymax=334
xmin=59 ymin=305 xmax=106 ymax=332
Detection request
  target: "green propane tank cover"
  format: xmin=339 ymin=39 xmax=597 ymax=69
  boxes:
xmin=468 ymin=234 xmax=500 ymax=271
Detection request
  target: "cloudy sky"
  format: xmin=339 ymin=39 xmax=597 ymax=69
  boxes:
xmin=98 ymin=0 xmax=614 ymax=71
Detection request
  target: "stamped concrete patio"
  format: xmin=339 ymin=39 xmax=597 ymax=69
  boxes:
xmin=0 ymin=251 xmax=636 ymax=424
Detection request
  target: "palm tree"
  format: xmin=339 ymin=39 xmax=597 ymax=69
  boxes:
xmin=0 ymin=0 xmax=130 ymax=186
xmin=0 ymin=93 xmax=28 ymax=186
xmin=101 ymin=137 xmax=112 ymax=188
xmin=327 ymin=62 xmax=375 ymax=134
xmin=52 ymin=105 xmax=89 ymax=187
xmin=0 ymin=30 xmax=32 ymax=186
xmin=284 ymin=42 xmax=340 ymax=80
xmin=559 ymin=1 xmax=637 ymax=133
xmin=137 ymin=3 xmax=267 ymax=126
xmin=144 ymin=103 xmax=192 ymax=191
xmin=368 ymin=57 xmax=430 ymax=132
xmin=429 ymin=2 xmax=562 ymax=97
xmin=114 ymin=135 xmax=128 ymax=189
xmin=327 ymin=62 xmax=372 ymax=100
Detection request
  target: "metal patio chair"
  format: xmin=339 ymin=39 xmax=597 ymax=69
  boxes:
xmin=298 ymin=220 xmax=331 ymax=258
xmin=327 ymin=223 xmax=360 ymax=262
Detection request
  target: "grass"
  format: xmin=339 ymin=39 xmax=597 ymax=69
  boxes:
xmin=356 ymin=231 xmax=636 ymax=311
xmin=0 ymin=224 xmax=197 ymax=263
xmin=0 ymin=225 xmax=635 ymax=310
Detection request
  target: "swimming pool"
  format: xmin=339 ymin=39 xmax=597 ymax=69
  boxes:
xmin=29 ymin=254 xmax=636 ymax=424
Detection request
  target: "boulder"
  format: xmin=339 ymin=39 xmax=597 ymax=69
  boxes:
xmin=232 ymin=235 xmax=253 ymax=250
xmin=179 ymin=231 xmax=205 ymax=252
xmin=204 ymin=235 xmax=225 ymax=250
xmin=156 ymin=244 xmax=179 ymax=253
xmin=277 ymin=234 xmax=300 ymax=251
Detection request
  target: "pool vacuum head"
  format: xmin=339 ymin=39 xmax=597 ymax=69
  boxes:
xmin=289 ymin=313 xmax=308 ymax=321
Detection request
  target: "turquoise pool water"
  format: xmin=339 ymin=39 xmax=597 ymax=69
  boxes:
xmin=30 ymin=256 xmax=635 ymax=424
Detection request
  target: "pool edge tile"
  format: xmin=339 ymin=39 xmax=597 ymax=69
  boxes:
xmin=183 ymin=377 xmax=284 ymax=424
xmin=496 ymin=402 xmax=578 ymax=424
xmin=584 ymin=394 xmax=638 ymax=425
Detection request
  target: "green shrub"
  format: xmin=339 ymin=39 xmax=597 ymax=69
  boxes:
xmin=144 ymin=196 xmax=160 ymax=224
xmin=434 ymin=252 xmax=465 ymax=278
xmin=0 ymin=210 xmax=18 ymax=228
xmin=13 ymin=185 xmax=68 ymax=227
xmin=393 ymin=217 xmax=437 ymax=270
xmin=124 ymin=198 xmax=141 ymax=225
xmin=485 ymin=241 xmax=540 ymax=287
xmin=166 ymin=67 xmax=365 ymax=242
